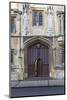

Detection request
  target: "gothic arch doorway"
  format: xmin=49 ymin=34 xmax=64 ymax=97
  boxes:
xmin=27 ymin=41 xmax=49 ymax=77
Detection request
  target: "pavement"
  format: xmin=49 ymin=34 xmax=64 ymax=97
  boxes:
xmin=10 ymin=78 xmax=65 ymax=97
xmin=10 ymin=78 xmax=64 ymax=87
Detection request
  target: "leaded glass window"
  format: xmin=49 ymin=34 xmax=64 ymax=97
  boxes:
xmin=33 ymin=11 xmax=43 ymax=26
xmin=11 ymin=16 xmax=16 ymax=33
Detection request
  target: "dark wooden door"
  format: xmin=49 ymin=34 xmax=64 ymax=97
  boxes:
xmin=27 ymin=42 xmax=49 ymax=77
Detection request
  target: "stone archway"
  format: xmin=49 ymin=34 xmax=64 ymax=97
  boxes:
xmin=23 ymin=36 xmax=52 ymax=79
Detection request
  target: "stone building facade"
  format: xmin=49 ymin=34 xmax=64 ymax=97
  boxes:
xmin=10 ymin=3 xmax=65 ymax=80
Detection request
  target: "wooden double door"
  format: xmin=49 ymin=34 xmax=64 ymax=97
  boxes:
xmin=27 ymin=42 xmax=49 ymax=77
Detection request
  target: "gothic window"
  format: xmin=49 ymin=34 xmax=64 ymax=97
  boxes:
xmin=59 ymin=17 xmax=61 ymax=33
xmin=11 ymin=49 xmax=17 ymax=64
xmin=33 ymin=12 xmax=38 ymax=26
xmin=32 ymin=11 xmax=43 ymax=26
xmin=39 ymin=12 xmax=43 ymax=25
xmin=11 ymin=49 xmax=14 ymax=64
xmin=58 ymin=13 xmax=64 ymax=34
xmin=62 ymin=48 xmax=64 ymax=63
xmin=11 ymin=16 xmax=16 ymax=33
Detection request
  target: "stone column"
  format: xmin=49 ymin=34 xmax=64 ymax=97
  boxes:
xmin=23 ymin=4 xmax=30 ymax=35
xmin=23 ymin=46 xmax=28 ymax=79
xmin=50 ymin=37 xmax=57 ymax=78
xmin=58 ymin=13 xmax=64 ymax=35
xmin=20 ymin=37 xmax=24 ymax=80
xmin=47 ymin=6 xmax=54 ymax=36
xmin=16 ymin=12 xmax=24 ymax=80
xmin=49 ymin=45 xmax=56 ymax=78
xmin=61 ymin=14 xmax=64 ymax=35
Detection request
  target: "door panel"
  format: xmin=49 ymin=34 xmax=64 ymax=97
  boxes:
xmin=27 ymin=42 xmax=49 ymax=77
xmin=28 ymin=64 xmax=35 ymax=77
xmin=37 ymin=58 xmax=42 ymax=77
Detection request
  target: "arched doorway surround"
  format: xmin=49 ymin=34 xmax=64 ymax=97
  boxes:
xmin=23 ymin=36 xmax=53 ymax=79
